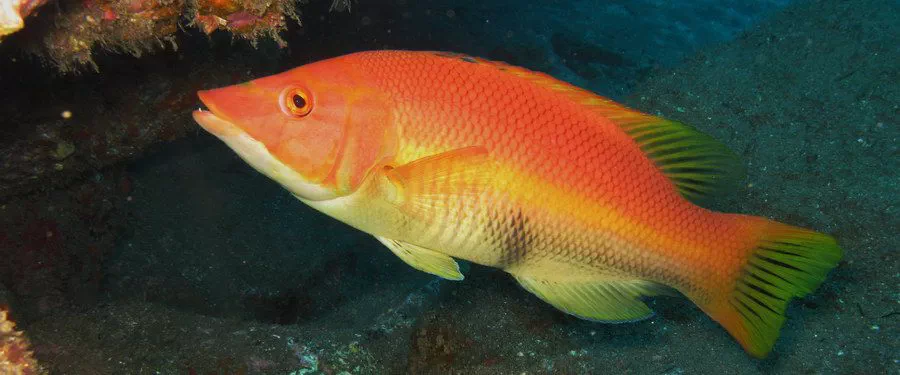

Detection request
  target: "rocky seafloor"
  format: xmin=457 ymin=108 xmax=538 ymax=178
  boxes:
xmin=0 ymin=0 xmax=897 ymax=374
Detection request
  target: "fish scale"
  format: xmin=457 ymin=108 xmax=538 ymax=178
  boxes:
xmin=193 ymin=50 xmax=842 ymax=357
xmin=372 ymin=52 xmax=700 ymax=279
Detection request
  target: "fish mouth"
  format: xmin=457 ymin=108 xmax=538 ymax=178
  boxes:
xmin=192 ymin=90 xmax=243 ymax=137
xmin=192 ymin=109 xmax=243 ymax=137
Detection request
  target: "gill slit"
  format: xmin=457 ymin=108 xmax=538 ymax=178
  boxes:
xmin=321 ymin=113 xmax=353 ymax=193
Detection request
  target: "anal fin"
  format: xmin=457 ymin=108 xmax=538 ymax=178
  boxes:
xmin=515 ymin=276 xmax=666 ymax=322
xmin=375 ymin=236 xmax=464 ymax=281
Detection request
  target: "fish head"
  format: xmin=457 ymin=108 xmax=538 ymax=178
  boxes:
xmin=192 ymin=56 xmax=397 ymax=201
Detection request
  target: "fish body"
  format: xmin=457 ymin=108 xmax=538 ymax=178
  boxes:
xmin=192 ymin=50 xmax=841 ymax=357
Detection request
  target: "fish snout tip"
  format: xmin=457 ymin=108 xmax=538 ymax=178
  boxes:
xmin=196 ymin=89 xmax=216 ymax=109
xmin=191 ymin=108 xmax=212 ymax=122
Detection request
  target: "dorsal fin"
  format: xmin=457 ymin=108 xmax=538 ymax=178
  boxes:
xmin=430 ymin=52 xmax=745 ymax=202
xmin=610 ymin=115 xmax=744 ymax=202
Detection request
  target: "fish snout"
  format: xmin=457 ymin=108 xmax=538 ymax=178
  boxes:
xmin=193 ymin=87 xmax=253 ymax=137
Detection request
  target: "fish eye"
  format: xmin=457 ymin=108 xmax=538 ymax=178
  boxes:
xmin=283 ymin=88 xmax=312 ymax=117
xmin=293 ymin=94 xmax=306 ymax=109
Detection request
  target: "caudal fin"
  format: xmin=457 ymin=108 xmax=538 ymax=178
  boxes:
xmin=701 ymin=220 xmax=842 ymax=358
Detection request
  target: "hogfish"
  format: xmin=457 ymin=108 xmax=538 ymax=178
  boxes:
xmin=191 ymin=50 xmax=842 ymax=357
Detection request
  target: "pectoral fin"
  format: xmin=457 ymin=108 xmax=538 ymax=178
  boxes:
xmin=515 ymin=276 xmax=668 ymax=322
xmin=375 ymin=236 xmax=464 ymax=281
xmin=383 ymin=146 xmax=494 ymax=216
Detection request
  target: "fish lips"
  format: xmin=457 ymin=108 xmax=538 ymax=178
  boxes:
xmin=192 ymin=109 xmax=242 ymax=137
xmin=192 ymin=90 xmax=243 ymax=137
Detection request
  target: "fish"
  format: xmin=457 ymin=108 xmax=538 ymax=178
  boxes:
xmin=191 ymin=50 xmax=842 ymax=358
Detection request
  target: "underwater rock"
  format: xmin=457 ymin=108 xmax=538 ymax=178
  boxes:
xmin=406 ymin=313 xmax=471 ymax=374
xmin=191 ymin=0 xmax=300 ymax=46
xmin=0 ymin=306 xmax=45 ymax=374
xmin=9 ymin=0 xmax=308 ymax=72
xmin=368 ymin=278 xmax=444 ymax=335
xmin=36 ymin=0 xmax=186 ymax=73
xmin=0 ymin=168 xmax=131 ymax=321
xmin=0 ymin=283 xmax=12 ymax=309
xmin=550 ymin=31 xmax=632 ymax=80
xmin=0 ymin=0 xmax=48 ymax=39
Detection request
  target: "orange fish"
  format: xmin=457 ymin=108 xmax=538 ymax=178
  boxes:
xmin=192 ymin=50 xmax=841 ymax=357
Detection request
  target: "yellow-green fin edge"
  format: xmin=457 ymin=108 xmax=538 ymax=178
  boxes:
xmin=515 ymin=276 xmax=668 ymax=323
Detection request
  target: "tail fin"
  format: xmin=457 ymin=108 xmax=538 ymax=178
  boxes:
xmin=701 ymin=220 xmax=842 ymax=358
